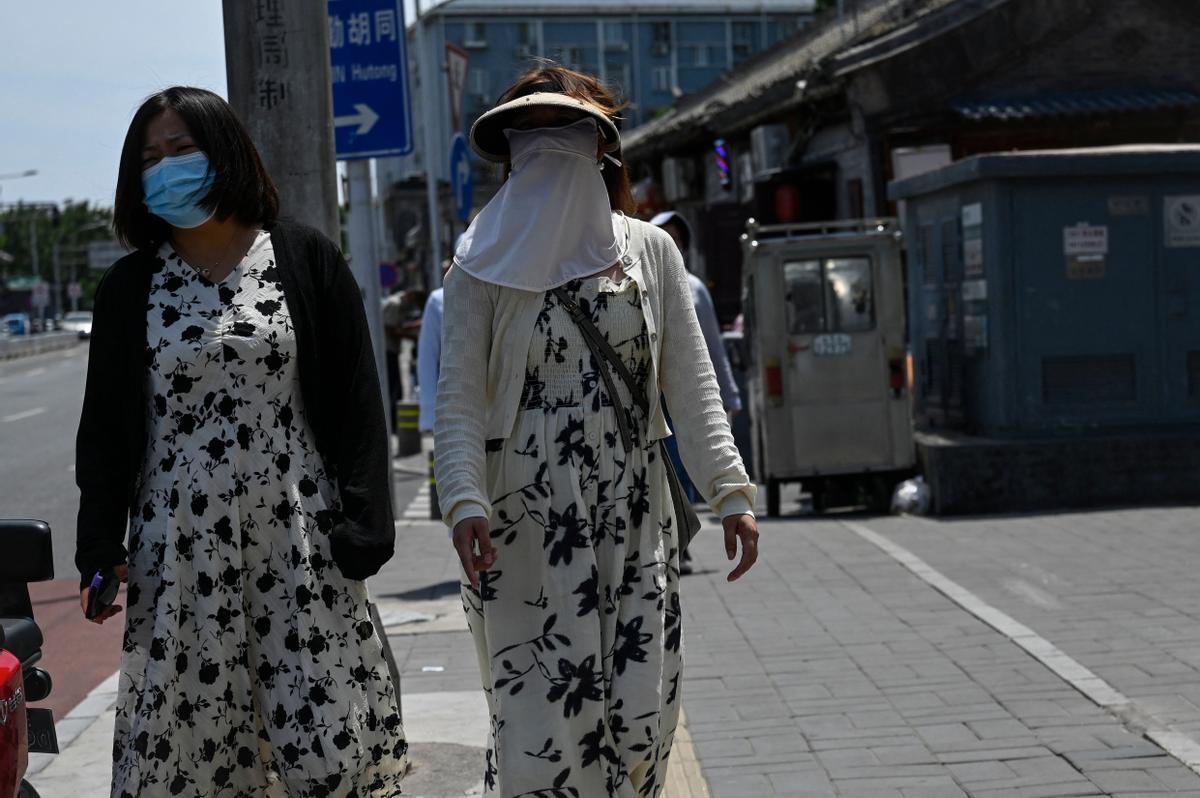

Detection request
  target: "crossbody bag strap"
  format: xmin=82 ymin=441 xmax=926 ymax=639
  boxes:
xmin=552 ymin=286 xmax=702 ymax=552
xmin=551 ymin=287 xmax=639 ymax=452
xmin=550 ymin=287 xmax=650 ymax=414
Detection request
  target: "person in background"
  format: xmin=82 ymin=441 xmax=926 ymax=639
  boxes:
xmin=382 ymin=287 xmax=407 ymax=415
xmin=76 ymin=86 xmax=406 ymax=796
xmin=651 ymin=210 xmax=743 ymax=574
xmin=416 ymin=260 xmax=450 ymax=434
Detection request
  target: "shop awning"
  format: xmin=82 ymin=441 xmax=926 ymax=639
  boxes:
xmin=952 ymin=89 xmax=1200 ymax=121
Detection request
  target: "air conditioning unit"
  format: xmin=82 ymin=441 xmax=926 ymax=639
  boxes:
xmin=652 ymin=42 xmax=670 ymax=57
xmin=750 ymin=123 xmax=789 ymax=178
xmin=604 ymin=41 xmax=629 ymax=52
xmin=516 ymin=44 xmax=534 ymax=58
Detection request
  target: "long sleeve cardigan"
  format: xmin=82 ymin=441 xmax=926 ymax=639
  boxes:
xmin=434 ymin=217 xmax=756 ymax=528
xmin=74 ymin=220 xmax=395 ymax=587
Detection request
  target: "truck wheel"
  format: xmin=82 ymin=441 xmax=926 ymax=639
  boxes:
xmin=766 ymin=480 xmax=781 ymax=517
xmin=20 ymin=780 xmax=42 ymax=798
xmin=810 ymin=484 xmax=827 ymax=514
xmin=869 ymin=476 xmax=895 ymax=514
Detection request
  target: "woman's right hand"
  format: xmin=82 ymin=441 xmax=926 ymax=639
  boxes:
xmin=452 ymin=517 xmax=497 ymax=590
xmin=79 ymin=563 xmax=129 ymax=625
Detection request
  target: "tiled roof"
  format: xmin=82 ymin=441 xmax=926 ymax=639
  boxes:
xmin=434 ymin=0 xmax=814 ymax=12
xmin=952 ymin=89 xmax=1200 ymax=121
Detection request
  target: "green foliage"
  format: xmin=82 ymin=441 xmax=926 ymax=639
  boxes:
xmin=0 ymin=201 xmax=114 ymax=309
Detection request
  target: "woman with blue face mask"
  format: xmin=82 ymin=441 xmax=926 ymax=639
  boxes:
xmin=75 ymin=86 xmax=407 ymax=797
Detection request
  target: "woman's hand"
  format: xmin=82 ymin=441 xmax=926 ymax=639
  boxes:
xmin=79 ymin=564 xmax=129 ymax=625
xmin=453 ymin=517 xmax=497 ymax=590
xmin=722 ymin=514 xmax=759 ymax=582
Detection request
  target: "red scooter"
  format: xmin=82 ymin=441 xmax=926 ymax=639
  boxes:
xmin=0 ymin=520 xmax=57 ymax=798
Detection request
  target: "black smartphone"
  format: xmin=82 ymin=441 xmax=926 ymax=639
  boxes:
xmin=85 ymin=570 xmax=120 ymax=620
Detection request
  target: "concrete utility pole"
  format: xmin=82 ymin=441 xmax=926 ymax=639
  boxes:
xmin=413 ymin=0 xmax=444 ymax=288
xmin=345 ymin=160 xmax=389 ymax=429
xmin=222 ymin=0 xmax=339 ymax=242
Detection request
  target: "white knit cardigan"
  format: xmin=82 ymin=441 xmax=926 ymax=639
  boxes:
xmin=434 ymin=217 xmax=756 ymax=528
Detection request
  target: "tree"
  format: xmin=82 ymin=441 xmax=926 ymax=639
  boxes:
xmin=0 ymin=201 xmax=113 ymax=309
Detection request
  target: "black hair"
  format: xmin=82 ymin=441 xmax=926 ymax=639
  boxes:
xmin=664 ymin=217 xmax=691 ymax=252
xmin=113 ymin=86 xmax=279 ymax=250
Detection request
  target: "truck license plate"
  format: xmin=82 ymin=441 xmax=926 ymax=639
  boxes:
xmin=27 ymin=707 xmax=58 ymax=754
xmin=813 ymin=334 xmax=852 ymax=356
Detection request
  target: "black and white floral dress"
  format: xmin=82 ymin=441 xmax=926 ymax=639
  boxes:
xmin=113 ymin=232 xmax=407 ymax=797
xmin=464 ymin=275 xmax=682 ymax=797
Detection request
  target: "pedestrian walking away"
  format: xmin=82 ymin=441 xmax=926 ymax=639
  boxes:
xmin=650 ymin=210 xmax=743 ymax=575
xmin=435 ymin=65 xmax=760 ymax=797
xmin=74 ymin=86 xmax=407 ymax=797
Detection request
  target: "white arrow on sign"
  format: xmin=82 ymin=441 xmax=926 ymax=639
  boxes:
xmin=334 ymin=103 xmax=380 ymax=135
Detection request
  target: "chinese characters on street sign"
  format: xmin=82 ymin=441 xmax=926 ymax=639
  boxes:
xmin=329 ymin=0 xmax=413 ymax=159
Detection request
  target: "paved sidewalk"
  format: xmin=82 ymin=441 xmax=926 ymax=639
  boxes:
xmin=676 ymin=504 xmax=1200 ymax=797
xmin=25 ymin=458 xmax=1200 ymax=796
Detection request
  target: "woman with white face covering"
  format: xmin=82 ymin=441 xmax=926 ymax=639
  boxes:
xmin=436 ymin=66 xmax=759 ymax=797
xmin=76 ymin=86 xmax=406 ymax=796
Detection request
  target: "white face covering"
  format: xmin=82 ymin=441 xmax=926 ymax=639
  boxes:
xmin=453 ymin=117 xmax=628 ymax=291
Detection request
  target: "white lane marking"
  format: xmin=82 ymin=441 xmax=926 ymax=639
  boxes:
xmin=26 ymin=367 xmax=46 ymax=376
xmin=402 ymin=482 xmax=435 ymax=520
xmin=842 ymin=520 xmax=1200 ymax=775
xmin=2 ymin=406 xmax=46 ymax=423
xmin=1003 ymin=577 xmax=1063 ymax=610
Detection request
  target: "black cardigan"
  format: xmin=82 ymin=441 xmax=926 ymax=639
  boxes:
xmin=74 ymin=220 xmax=394 ymax=587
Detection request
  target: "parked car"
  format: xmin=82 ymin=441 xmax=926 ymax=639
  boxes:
xmin=59 ymin=311 xmax=93 ymax=339
xmin=1 ymin=314 xmax=30 ymax=337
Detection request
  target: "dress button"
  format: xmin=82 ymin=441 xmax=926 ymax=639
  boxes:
xmin=650 ymin=332 xmax=658 ymax=341
xmin=621 ymin=255 xmax=633 ymax=266
xmin=588 ymin=431 xmax=598 ymax=443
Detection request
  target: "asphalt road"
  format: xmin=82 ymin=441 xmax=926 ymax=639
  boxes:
xmin=0 ymin=342 xmax=89 ymax=579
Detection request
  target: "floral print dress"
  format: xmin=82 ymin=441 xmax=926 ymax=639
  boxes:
xmin=113 ymin=232 xmax=407 ymax=798
xmin=464 ymin=275 xmax=683 ymax=797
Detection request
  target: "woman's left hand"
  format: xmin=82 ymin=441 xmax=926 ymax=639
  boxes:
xmin=722 ymin=514 xmax=759 ymax=582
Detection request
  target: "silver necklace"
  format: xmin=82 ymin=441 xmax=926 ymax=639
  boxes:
xmin=175 ymin=230 xmax=245 ymax=279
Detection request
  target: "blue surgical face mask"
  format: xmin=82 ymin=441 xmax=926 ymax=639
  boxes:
xmin=142 ymin=151 xmax=217 ymax=229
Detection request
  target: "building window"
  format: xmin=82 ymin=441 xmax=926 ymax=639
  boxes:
xmin=605 ymin=59 xmax=631 ymax=97
xmin=549 ymin=45 xmax=585 ymax=70
xmin=469 ymin=68 xmax=489 ymax=100
xmin=651 ymin=22 xmax=671 ymax=56
xmin=652 ymin=66 xmax=672 ymax=93
xmin=603 ymin=21 xmax=628 ymax=50
xmin=732 ymin=21 xmax=757 ymax=60
xmin=695 ymin=45 xmax=709 ymax=67
xmin=464 ymin=21 xmax=487 ymax=48
xmin=517 ymin=21 xmax=535 ymax=44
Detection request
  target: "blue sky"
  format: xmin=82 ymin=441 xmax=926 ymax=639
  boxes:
xmin=0 ymin=1 xmax=432 ymax=207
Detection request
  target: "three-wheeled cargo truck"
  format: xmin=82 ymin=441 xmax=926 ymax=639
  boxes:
xmin=740 ymin=218 xmax=915 ymax=515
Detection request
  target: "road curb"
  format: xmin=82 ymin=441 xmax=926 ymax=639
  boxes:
xmin=0 ymin=333 xmax=82 ymax=361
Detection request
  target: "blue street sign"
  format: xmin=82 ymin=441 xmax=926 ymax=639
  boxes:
xmin=450 ymin=133 xmax=474 ymax=222
xmin=329 ymin=0 xmax=413 ymax=159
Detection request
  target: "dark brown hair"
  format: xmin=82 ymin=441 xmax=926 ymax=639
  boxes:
xmin=113 ymin=86 xmax=279 ymax=250
xmin=496 ymin=65 xmax=635 ymax=215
